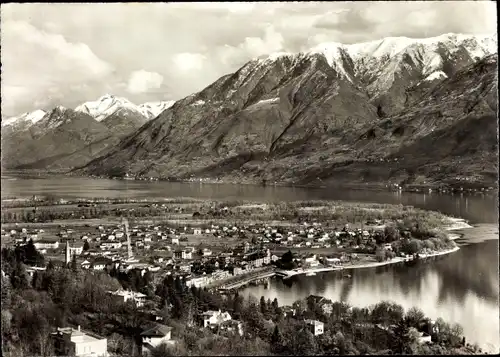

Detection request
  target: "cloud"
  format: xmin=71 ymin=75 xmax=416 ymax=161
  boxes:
xmin=172 ymin=53 xmax=207 ymax=73
xmin=1 ymin=2 xmax=496 ymax=116
xmin=1 ymin=19 xmax=114 ymax=116
xmin=215 ymin=25 xmax=286 ymax=68
xmin=243 ymin=26 xmax=285 ymax=57
xmin=127 ymin=70 xmax=164 ymax=94
xmin=171 ymin=2 xmax=257 ymax=14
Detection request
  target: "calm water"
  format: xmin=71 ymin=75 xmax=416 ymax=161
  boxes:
xmin=1 ymin=177 xmax=499 ymax=351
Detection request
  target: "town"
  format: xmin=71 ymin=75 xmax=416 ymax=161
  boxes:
xmin=1 ymin=198 xmax=469 ymax=356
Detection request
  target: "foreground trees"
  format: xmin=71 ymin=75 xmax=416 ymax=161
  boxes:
xmin=1 ymin=243 xmax=481 ymax=357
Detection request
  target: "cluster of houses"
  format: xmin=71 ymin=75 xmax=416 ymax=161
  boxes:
xmin=3 ymin=218 xmax=406 ymax=292
xmin=45 ymin=289 xmax=441 ymax=357
xmin=49 ymin=306 xmax=246 ymax=356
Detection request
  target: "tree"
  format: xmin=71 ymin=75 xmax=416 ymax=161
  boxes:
xmin=375 ymin=248 xmax=386 ymax=262
xmin=71 ymin=255 xmax=78 ymax=273
xmin=270 ymin=325 xmax=284 ymax=354
xmin=392 ymin=319 xmax=411 ymax=354
xmin=1 ymin=275 xmax=12 ymax=309
xmin=405 ymin=307 xmax=425 ymax=328
xmin=11 ymin=262 xmax=29 ymax=290
xmin=294 ymin=327 xmax=318 ymax=355
xmin=232 ymin=292 xmax=244 ymax=319
xmin=83 ymin=240 xmax=90 ymax=252
xmin=384 ymin=226 xmax=400 ymax=242
xmin=259 ymin=296 xmax=268 ymax=316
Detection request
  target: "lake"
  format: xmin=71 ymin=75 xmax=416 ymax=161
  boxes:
xmin=1 ymin=176 xmax=499 ymax=352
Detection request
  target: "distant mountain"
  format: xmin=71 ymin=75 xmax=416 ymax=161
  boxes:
xmin=1 ymin=109 xmax=47 ymax=133
xmin=3 ymin=33 xmax=497 ymax=188
xmin=1 ymin=95 xmax=176 ymax=168
xmin=1 ymin=107 xmax=120 ymax=170
xmin=74 ymin=95 xmax=175 ymax=138
xmin=77 ymin=33 xmax=498 ymax=188
xmin=74 ymin=94 xmax=175 ymax=121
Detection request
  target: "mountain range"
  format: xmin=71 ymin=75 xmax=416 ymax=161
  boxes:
xmin=2 ymin=33 xmax=498 ymax=188
xmin=1 ymin=96 xmax=174 ymax=169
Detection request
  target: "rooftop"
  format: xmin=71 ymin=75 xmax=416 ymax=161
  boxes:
xmin=305 ymin=319 xmax=324 ymax=326
xmin=140 ymin=323 xmax=172 ymax=337
xmin=53 ymin=327 xmax=106 ymax=343
xmin=108 ymin=289 xmax=147 ymax=298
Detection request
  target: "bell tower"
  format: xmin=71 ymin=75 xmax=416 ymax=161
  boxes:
xmin=65 ymin=241 xmax=71 ymax=265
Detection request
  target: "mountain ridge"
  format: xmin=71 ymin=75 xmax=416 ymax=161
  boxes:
xmin=2 ymin=32 xmax=498 ymax=188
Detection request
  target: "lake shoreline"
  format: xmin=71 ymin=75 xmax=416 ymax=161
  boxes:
xmin=276 ymin=216 xmax=470 ymax=278
xmin=276 ymin=245 xmax=461 ymax=279
xmin=3 ymin=169 xmax=497 ymax=196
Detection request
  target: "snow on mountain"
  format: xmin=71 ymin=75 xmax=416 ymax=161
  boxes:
xmin=424 ymin=71 xmax=448 ymax=81
xmin=44 ymin=106 xmax=76 ymax=129
xmin=305 ymin=33 xmax=497 ymax=76
xmin=248 ymin=33 xmax=495 ymax=91
xmin=2 ymin=109 xmax=47 ymax=129
xmin=75 ymin=94 xmax=175 ymax=121
xmin=343 ymin=33 xmax=497 ymax=60
xmin=308 ymin=43 xmax=355 ymax=82
xmin=75 ymin=94 xmax=142 ymax=122
xmin=137 ymin=101 xmax=175 ymax=119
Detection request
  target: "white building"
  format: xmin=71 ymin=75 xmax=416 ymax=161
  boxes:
xmin=100 ymin=242 xmax=122 ymax=250
xmin=34 ymin=240 xmax=60 ymax=250
xmin=141 ymin=324 xmax=173 ymax=354
xmin=324 ymin=257 xmax=342 ymax=266
xmin=186 ymin=275 xmax=209 ymax=288
xmin=108 ymin=290 xmax=147 ymax=307
xmin=304 ymin=254 xmax=317 ymax=263
xmin=25 ymin=266 xmax=46 ymax=278
xmin=51 ymin=326 xmax=108 ymax=357
xmin=305 ymin=319 xmax=324 ymax=336
xmin=69 ymin=245 xmax=84 ymax=257
xmin=201 ymin=310 xmax=232 ymax=328
xmin=81 ymin=260 xmax=91 ymax=269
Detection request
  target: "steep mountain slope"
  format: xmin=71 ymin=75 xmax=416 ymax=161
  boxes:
xmin=345 ymin=33 xmax=496 ymax=116
xmin=100 ymin=108 xmax=149 ymax=139
xmin=1 ymin=107 xmax=120 ymax=170
xmin=3 ymin=33 xmax=496 ymax=187
xmin=138 ymin=101 xmax=176 ymax=119
xmin=78 ymin=35 xmax=497 ymax=188
xmin=317 ymin=55 xmax=498 ymax=187
xmin=77 ymin=52 xmax=379 ymax=178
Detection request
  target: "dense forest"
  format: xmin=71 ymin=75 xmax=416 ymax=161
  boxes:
xmin=1 ymin=242 xmax=482 ymax=356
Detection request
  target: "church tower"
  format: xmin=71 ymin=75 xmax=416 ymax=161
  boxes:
xmin=65 ymin=241 xmax=71 ymax=265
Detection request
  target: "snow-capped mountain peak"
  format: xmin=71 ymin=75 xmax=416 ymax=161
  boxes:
xmin=1 ymin=109 xmax=47 ymax=129
xmin=75 ymin=94 xmax=140 ymax=121
xmin=310 ymin=33 xmax=497 ymax=62
xmin=75 ymin=95 xmax=176 ymax=121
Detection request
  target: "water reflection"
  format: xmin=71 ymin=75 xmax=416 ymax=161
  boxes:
xmin=241 ymin=235 xmax=499 ymax=353
xmin=1 ymin=177 xmax=498 ymax=224
xmin=2 ymin=177 xmax=498 ymax=351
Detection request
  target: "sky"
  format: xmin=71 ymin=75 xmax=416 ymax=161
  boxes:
xmin=1 ymin=1 xmax=497 ymax=117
